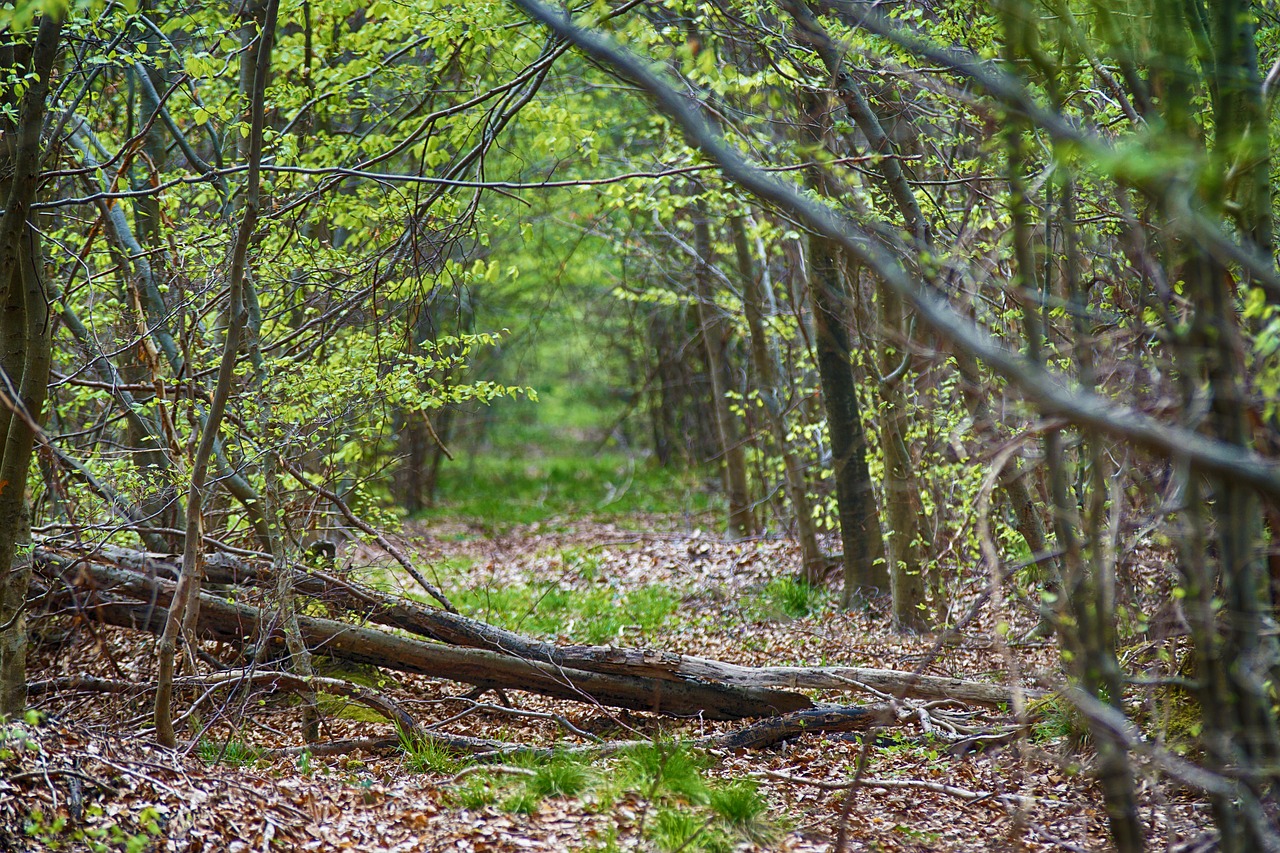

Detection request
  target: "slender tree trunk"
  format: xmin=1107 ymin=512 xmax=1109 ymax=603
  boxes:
xmin=807 ymin=234 xmax=887 ymax=600
xmin=155 ymin=0 xmax=279 ymax=746
xmin=692 ymin=206 xmax=755 ymax=539
xmin=0 ymin=12 xmax=63 ymax=717
xmin=126 ymin=23 xmax=181 ymax=546
xmin=786 ymin=0 xmax=1054 ymax=621
xmin=732 ymin=216 xmax=824 ymax=580
xmin=998 ymin=5 xmax=1142 ymax=847
xmin=876 ymin=279 xmax=926 ymax=630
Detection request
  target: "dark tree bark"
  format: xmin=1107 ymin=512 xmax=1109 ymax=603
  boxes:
xmin=807 ymin=232 xmax=888 ymax=600
xmin=0 ymin=11 xmax=64 ymax=717
xmin=692 ymin=206 xmax=755 ymax=538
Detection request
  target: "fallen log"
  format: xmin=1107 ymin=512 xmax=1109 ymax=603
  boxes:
xmin=42 ymin=544 xmax=1039 ymax=708
xmin=30 ymin=672 xmax=422 ymax=744
xmin=36 ymin=561 xmax=811 ymax=720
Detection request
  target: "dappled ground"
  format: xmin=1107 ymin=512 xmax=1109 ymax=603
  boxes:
xmin=4 ymin=516 xmax=1209 ymax=851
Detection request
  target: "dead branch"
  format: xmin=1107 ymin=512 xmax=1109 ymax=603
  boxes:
xmin=35 ymin=560 xmax=810 ymax=720
xmin=60 ymin=543 xmax=1040 ymax=709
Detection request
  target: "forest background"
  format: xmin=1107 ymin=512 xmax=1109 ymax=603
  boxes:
xmin=2 ymin=0 xmax=1280 ymax=850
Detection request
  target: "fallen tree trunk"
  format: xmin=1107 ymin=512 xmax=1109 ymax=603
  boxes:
xmin=35 ymin=559 xmax=811 ymax=720
xmin=42 ymin=544 xmax=1039 ymax=708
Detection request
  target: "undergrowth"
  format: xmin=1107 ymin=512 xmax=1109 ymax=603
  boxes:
xmin=196 ymin=736 xmax=260 ymax=768
xmin=416 ymin=451 xmax=713 ymax=529
xmin=454 ymin=581 xmax=679 ymax=644
xmin=441 ymin=741 xmax=773 ymax=852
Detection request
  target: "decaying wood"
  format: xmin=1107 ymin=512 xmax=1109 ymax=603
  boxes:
xmin=49 ymin=544 xmax=1040 ymax=709
xmin=706 ymin=704 xmax=897 ymax=750
xmin=36 ymin=556 xmax=811 ymax=720
xmin=30 ymin=671 xmax=422 ymax=744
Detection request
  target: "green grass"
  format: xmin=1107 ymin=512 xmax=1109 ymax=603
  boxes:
xmin=619 ymin=741 xmax=710 ymax=805
xmin=752 ymin=576 xmax=829 ymax=620
xmin=401 ymin=735 xmax=470 ymax=774
xmin=708 ymin=779 xmax=768 ymax=827
xmin=650 ymin=808 xmax=714 ymax=853
xmin=454 ymin=581 xmax=679 ymax=644
xmin=417 ymin=451 xmax=712 ymax=529
xmin=196 ymin=737 xmax=260 ymax=768
xmin=450 ymin=752 xmax=595 ymax=815
xmin=501 ymin=791 xmax=542 ymax=815
xmin=434 ymin=742 xmax=775 ymax=849
xmin=709 ymin=779 xmax=775 ymax=845
xmin=528 ymin=755 xmax=592 ymax=797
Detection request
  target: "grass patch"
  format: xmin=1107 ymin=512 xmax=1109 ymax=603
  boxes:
xmin=709 ymin=779 xmax=775 ymax=844
xmin=708 ymin=779 xmax=767 ymax=826
xmin=402 ymin=735 xmax=470 ymax=775
xmin=417 ymin=451 xmax=712 ymax=529
xmin=528 ymin=754 xmax=592 ymax=797
xmin=1029 ymin=697 xmax=1087 ymax=744
xmin=501 ymin=791 xmax=542 ymax=815
xmin=452 ymin=776 xmax=501 ymax=810
xmin=454 ymin=582 xmax=678 ymax=644
xmin=752 ymin=577 xmax=828 ymax=620
xmin=450 ymin=752 xmax=594 ymax=815
xmin=619 ymin=741 xmax=710 ymax=805
xmin=197 ymin=737 xmax=259 ymax=768
xmin=650 ymin=808 xmax=714 ymax=853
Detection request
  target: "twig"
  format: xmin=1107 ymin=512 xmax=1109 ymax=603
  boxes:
xmin=755 ymin=768 xmax=991 ymax=801
xmin=278 ymin=456 xmax=456 ymax=612
xmin=8 ymin=768 xmax=119 ymax=795
xmin=423 ymin=697 xmax=602 ymax=742
xmin=450 ymin=764 xmax=535 ymax=783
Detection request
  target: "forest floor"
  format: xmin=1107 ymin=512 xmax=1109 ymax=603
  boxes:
xmin=4 ymin=513 xmax=1210 ymax=851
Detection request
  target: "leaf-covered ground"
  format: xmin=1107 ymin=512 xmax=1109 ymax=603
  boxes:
xmin=3 ymin=517 xmax=1209 ymax=851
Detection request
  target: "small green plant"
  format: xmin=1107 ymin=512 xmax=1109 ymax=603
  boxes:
xmin=872 ymin=731 xmax=943 ymax=762
xmin=1030 ymin=697 xmax=1086 ymax=744
xmin=621 ymin=741 xmax=710 ymax=804
xmin=453 ymin=776 xmax=501 ymax=810
xmin=528 ymin=754 xmax=591 ymax=797
xmin=197 ymin=736 xmax=259 ymax=767
xmin=894 ymin=824 xmax=942 ymax=843
xmin=709 ymin=779 xmax=767 ymax=826
xmin=650 ymin=807 xmax=709 ymax=852
xmin=758 ymin=577 xmax=826 ymax=619
xmin=401 ymin=734 xmax=468 ymax=774
xmin=710 ymin=779 xmax=775 ymax=844
xmin=0 ymin=710 xmax=39 ymax=760
xmin=501 ymin=790 xmax=541 ymax=815
xmin=25 ymin=804 xmax=162 ymax=853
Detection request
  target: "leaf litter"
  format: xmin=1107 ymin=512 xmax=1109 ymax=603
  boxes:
xmin=4 ymin=517 xmax=1209 ymax=851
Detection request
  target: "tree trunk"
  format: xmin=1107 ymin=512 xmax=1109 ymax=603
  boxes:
xmin=806 ymin=234 xmax=888 ymax=601
xmin=876 ymin=276 xmax=927 ymax=630
xmin=155 ymin=0 xmax=279 ymax=747
xmin=0 ymin=12 xmax=63 ymax=717
xmin=692 ymin=206 xmax=755 ymax=538
xmin=37 ymin=545 xmax=1041 ymax=709
xmin=732 ymin=217 xmax=823 ymax=576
